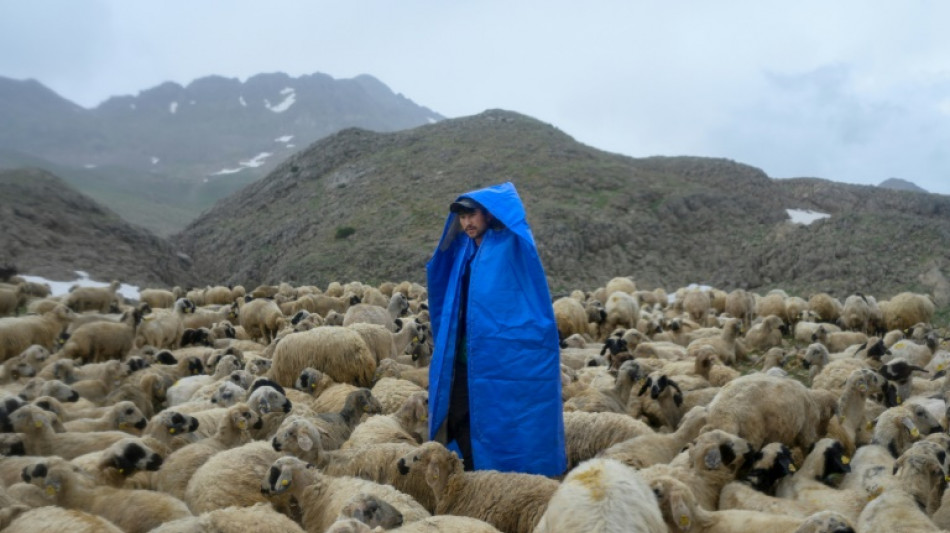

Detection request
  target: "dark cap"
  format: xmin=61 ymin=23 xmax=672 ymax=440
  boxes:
xmin=449 ymin=197 xmax=481 ymax=214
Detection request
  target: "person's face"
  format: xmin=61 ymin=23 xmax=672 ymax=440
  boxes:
xmin=459 ymin=209 xmax=490 ymax=244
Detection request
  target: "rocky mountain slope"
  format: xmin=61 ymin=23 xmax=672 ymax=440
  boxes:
xmin=0 ymin=73 xmax=442 ymax=235
xmin=173 ymin=109 xmax=950 ymax=306
xmin=0 ymin=168 xmax=197 ymax=287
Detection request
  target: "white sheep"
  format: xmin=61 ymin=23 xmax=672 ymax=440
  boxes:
xmin=598 ymin=405 xmax=708 ymax=469
xmin=881 ymin=292 xmax=936 ymax=332
xmin=20 ymin=458 xmax=192 ymax=533
xmin=3 ymin=506 xmax=125 ymax=533
xmin=533 ymin=458 xmax=667 ymax=533
xmin=135 ymin=297 xmax=195 ymax=349
xmin=342 ymin=390 xmax=427 ymax=448
xmin=267 ymin=326 xmax=376 ymax=387
xmin=0 ymin=304 xmax=75 ymax=361
xmin=60 ymin=307 xmax=143 ymax=363
xmin=262 ymin=455 xmax=430 ymax=532
xmin=562 ymin=410 xmax=654 ymax=469
xmin=64 ymin=281 xmax=121 ymax=313
xmin=395 ymin=441 xmax=559 ymax=533
xmin=701 ymin=373 xmax=838 ymax=451
xmin=237 ymin=298 xmax=284 ymax=344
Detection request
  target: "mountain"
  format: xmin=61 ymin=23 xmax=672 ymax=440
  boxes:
xmin=0 ymin=168 xmax=197 ymax=288
xmin=878 ymin=177 xmax=928 ymax=193
xmin=173 ymin=109 xmax=950 ymax=308
xmin=0 ymin=73 xmax=442 ymax=235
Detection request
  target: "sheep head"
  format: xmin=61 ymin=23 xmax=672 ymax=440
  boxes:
xmin=396 ymin=441 xmax=462 ymax=498
xmin=262 ymin=456 xmax=316 ymax=496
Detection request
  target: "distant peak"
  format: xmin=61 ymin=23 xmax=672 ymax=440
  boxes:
xmin=878 ymin=177 xmax=928 ymax=193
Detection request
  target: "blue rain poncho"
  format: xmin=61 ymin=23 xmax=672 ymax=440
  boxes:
xmin=426 ymin=182 xmax=567 ymax=476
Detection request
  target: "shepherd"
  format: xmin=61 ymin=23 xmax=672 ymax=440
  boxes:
xmin=426 ymin=181 xmax=567 ymax=476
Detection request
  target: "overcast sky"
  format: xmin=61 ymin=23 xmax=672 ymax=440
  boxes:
xmin=2 ymin=1 xmax=949 ymax=195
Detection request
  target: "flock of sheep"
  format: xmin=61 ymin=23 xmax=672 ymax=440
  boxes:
xmin=0 ymin=273 xmax=947 ymax=532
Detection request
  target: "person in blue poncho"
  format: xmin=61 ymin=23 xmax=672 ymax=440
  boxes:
xmin=426 ymin=182 xmax=567 ymax=476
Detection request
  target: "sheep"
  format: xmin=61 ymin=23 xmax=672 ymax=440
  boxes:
xmin=742 ymin=314 xmax=786 ymax=354
xmin=686 ymin=318 xmax=743 ymax=366
xmin=149 ymin=503 xmax=306 ymax=533
xmin=882 ymin=292 xmax=936 ymax=332
xmin=794 ymin=320 xmax=841 ymax=344
xmin=649 ymin=473 xmax=826 ymax=533
xmin=268 ymin=326 xmax=376 ymax=387
xmin=183 ymin=440 xmax=282 ymax=513
xmin=69 ymin=436 xmax=165 ymax=488
xmin=603 ymin=291 xmax=640 ymax=336
xmin=153 ymin=402 xmax=263 ymax=500
xmin=60 ymin=307 xmax=143 ymax=363
xmin=872 ymin=401 xmax=943 ymax=457
xmin=724 ymin=289 xmax=756 ymax=329
xmin=827 ymin=369 xmax=884 ymax=454
xmin=165 ymin=353 xmax=243 ymax=407
xmin=326 ymin=516 xmax=503 ymax=533
xmin=811 ymin=325 xmax=868 ymax=354
xmin=233 ymin=297 xmax=283 ymax=344
xmin=533 ymin=457 xmax=667 ymax=533
xmin=599 ymin=406 xmax=708 ymax=469
xmin=135 ymin=297 xmax=195 ymax=349
xmin=562 ymin=410 xmax=654 ymax=469
xmin=7 ymin=404 xmax=135 ymax=460
xmin=395 ymin=441 xmax=559 ymax=533
xmin=3 ymin=506 xmax=125 ymax=533
xmin=262 ymin=455 xmax=430 ymax=532
xmin=772 ymin=439 xmax=866 ymax=523
xmin=553 ymin=296 xmax=590 ymax=342
xmin=371 ymin=376 xmax=426 ymax=415
xmin=856 ymin=448 xmax=946 ymax=533
xmin=303 ymin=388 xmax=382 ymax=450
xmin=718 ymin=442 xmax=796 ymax=510
xmin=343 ymin=292 xmax=409 ymax=331
xmin=809 ymin=293 xmax=843 ymax=324
xmin=887 ymin=335 xmax=940 ymax=368
xmin=681 ymin=288 xmax=711 ymax=324
xmin=0 ymin=283 xmax=24 ymax=317
xmin=0 ymin=304 xmax=75 ymax=361
xmin=64 ymin=280 xmax=121 ymax=313
xmin=563 ymin=358 xmax=644 ymax=414
xmin=756 ymin=291 xmax=787 ymax=322
xmin=702 ymin=373 xmax=838 ymax=452
xmin=63 ymin=400 xmax=147 ymax=433
xmin=342 ymin=390 xmax=427 ymax=448
xmin=20 ymin=458 xmax=192 ymax=533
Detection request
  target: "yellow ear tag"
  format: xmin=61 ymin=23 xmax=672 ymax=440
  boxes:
xmin=237 ymin=420 xmax=247 ymax=430
xmin=789 ymin=464 xmax=796 ymax=472
xmin=412 ymin=337 xmax=419 ymax=343
xmin=35 ymin=421 xmax=44 ymax=428
xmin=897 ymin=395 xmax=902 ymax=404
xmin=679 ymin=515 xmax=691 ymax=528
xmin=939 ymin=364 xmax=946 ymax=371
xmin=169 ymin=427 xmax=176 ymax=434
xmin=945 ymin=475 xmax=950 ymax=483
xmin=911 ymin=428 xmax=920 ymax=438
xmin=842 ymin=456 xmax=851 ymax=465
xmin=46 ymin=486 xmax=56 ymax=496
xmin=311 ymin=383 xmax=317 ymax=390
xmin=840 ymin=415 xmax=846 ymax=424
xmin=421 ymin=414 xmax=428 ymax=422
xmin=866 ymin=421 xmax=874 ymax=431
xmin=118 ymin=468 xmax=125 ymax=474
xmin=144 ymin=315 xmax=155 ymax=322
xmin=281 ymin=479 xmax=289 ymax=486
xmin=174 ymin=380 xmax=180 ymax=386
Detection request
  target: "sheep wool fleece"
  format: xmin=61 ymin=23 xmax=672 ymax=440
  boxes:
xmin=427 ymin=181 xmax=567 ymax=476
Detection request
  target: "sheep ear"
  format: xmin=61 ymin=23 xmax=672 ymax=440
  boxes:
xmin=638 ymin=378 xmax=652 ymax=397
xmin=670 ymin=491 xmax=693 ymax=532
xmin=704 ymin=447 xmax=723 ymax=469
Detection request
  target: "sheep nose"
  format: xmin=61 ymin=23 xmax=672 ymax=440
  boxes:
xmin=397 ymin=459 xmax=409 ymax=475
